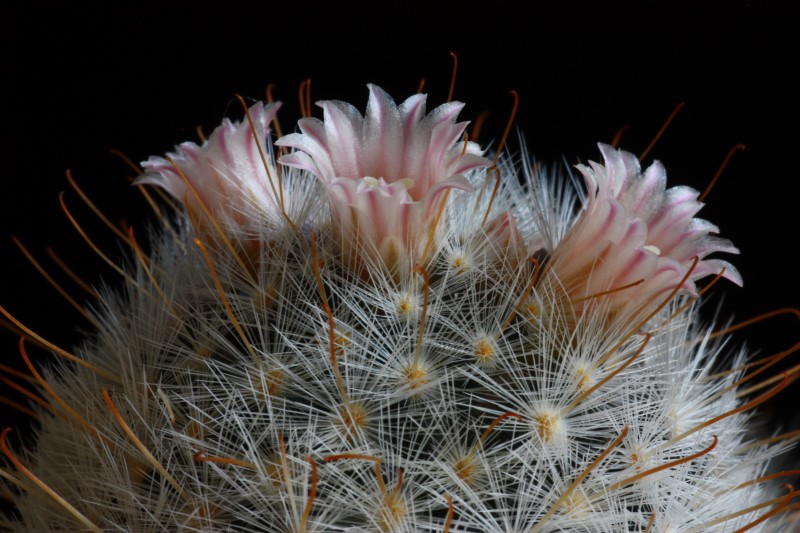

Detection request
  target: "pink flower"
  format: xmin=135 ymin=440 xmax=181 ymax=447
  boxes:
xmin=137 ymin=102 xmax=282 ymax=246
xmin=276 ymin=84 xmax=491 ymax=277
xmin=545 ymin=143 xmax=741 ymax=320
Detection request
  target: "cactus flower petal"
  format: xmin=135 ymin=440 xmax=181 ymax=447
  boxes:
xmin=138 ymin=102 xmax=283 ymax=243
xmin=547 ymin=143 xmax=741 ymax=319
xmin=277 ymin=84 xmax=491 ymax=277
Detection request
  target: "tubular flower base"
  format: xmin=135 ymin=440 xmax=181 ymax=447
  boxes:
xmin=2 ymin=83 xmax=796 ymax=532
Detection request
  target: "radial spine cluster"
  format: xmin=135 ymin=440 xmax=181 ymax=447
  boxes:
xmin=2 ymin=84 xmax=797 ymax=532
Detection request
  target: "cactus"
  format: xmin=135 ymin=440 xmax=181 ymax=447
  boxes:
xmin=1 ymin=83 xmax=797 ymax=532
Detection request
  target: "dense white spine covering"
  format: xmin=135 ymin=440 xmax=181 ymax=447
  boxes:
xmin=2 ymin=86 xmax=795 ymax=532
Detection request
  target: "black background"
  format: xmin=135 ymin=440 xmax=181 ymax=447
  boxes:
xmin=4 ymin=0 xmax=798 ymax=467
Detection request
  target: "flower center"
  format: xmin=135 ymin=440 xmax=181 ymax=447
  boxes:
xmin=643 ymin=244 xmax=661 ymax=256
xmin=361 ymin=176 xmax=381 ymax=188
xmin=359 ymin=176 xmax=415 ymax=189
